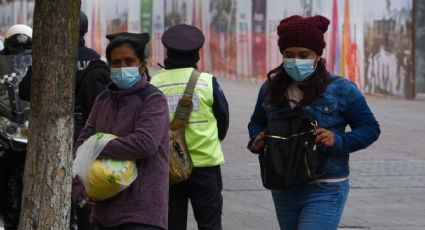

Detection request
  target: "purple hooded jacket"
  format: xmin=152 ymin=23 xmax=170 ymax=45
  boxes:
xmin=73 ymin=78 xmax=170 ymax=229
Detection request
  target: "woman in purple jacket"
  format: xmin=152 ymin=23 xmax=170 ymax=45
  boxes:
xmin=72 ymin=32 xmax=170 ymax=230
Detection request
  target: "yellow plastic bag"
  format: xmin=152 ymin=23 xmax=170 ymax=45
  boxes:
xmin=73 ymin=133 xmax=137 ymax=201
xmin=87 ymin=158 xmax=137 ymax=201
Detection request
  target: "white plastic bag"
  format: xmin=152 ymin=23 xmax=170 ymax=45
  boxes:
xmin=72 ymin=133 xmax=137 ymax=201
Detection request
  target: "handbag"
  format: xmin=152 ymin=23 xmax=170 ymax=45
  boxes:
xmin=169 ymin=69 xmax=200 ymax=185
xmin=260 ymin=100 xmax=327 ymax=189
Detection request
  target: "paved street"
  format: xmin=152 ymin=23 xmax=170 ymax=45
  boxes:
xmin=187 ymin=77 xmax=425 ymax=230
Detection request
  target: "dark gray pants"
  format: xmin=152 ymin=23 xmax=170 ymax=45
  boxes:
xmin=168 ymin=166 xmax=223 ymax=230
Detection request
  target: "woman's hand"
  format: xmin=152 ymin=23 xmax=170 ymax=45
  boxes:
xmin=72 ymin=177 xmax=96 ymax=208
xmin=314 ymin=128 xmax=335 ymax=147
xmin=251 ymin=132 xmax=265 ymax=153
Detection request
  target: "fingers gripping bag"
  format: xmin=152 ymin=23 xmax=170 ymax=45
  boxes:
xmin=72 ymin=133 xmax=137 ymax=201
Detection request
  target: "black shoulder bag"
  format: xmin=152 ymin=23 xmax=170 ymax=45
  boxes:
xmin=259 ymin=100 xmax=328 ymax=189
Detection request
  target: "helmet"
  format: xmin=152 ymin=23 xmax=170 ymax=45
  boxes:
xmin=80 ymin=11 xmax=88 ymax=35
xmin=4 ymin=24 xmax=32 ymax=53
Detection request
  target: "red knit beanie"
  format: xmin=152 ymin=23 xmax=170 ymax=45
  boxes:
xmin=277 ymin=15 xmax=330 ymax=55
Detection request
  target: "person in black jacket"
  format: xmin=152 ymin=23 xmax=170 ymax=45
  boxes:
xmin=76 ymin=59 xmax=110 ymax=125
xmin=71 ymin=60 xmax=110 ymax=230
xmin=19 ymin=11 xmax=100 ymax=100
xmin=0 ymin=23 xmax=32 ymax=230
xmin=76 ymin=11 xmax=101 ymax=73
xmin=18 ymin=11 xmax=100 ymax=139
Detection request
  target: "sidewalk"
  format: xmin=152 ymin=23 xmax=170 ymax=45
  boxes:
xmin=187 ymin=77 xmax=425 ymax=230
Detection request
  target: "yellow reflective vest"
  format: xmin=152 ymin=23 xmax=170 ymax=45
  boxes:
xmin=151 ymin=67 xmax=224 ymax=167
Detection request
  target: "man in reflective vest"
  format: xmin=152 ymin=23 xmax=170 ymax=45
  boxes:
xmin=151 ymin=24 xmax=229 ymax=230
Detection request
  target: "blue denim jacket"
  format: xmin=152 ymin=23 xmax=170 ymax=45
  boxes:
xmin=247 ymin=74 xmax=380 ymax=179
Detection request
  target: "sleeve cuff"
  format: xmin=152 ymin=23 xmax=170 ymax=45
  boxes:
xmin=332 ymin=134 xmax=343 ymax=154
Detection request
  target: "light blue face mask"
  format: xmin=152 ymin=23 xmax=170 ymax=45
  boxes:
xmin=110 ymin=66 xmax=142 ymax=89
xmin=283 ymin=58 xmax=317 ymax=82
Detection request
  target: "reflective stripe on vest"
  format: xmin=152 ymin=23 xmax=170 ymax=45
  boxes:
xmin=151 ymin=67 xmax=224 ymax=167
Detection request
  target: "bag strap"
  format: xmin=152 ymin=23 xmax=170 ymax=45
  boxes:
xmin=135 ymin=84 xmax=160 ymax=102
xmin=170 ymin=69 xmax=200 ymax=130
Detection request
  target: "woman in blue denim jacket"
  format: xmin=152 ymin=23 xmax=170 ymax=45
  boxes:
xmin=247 ymin=15 xmax=380 ymax=230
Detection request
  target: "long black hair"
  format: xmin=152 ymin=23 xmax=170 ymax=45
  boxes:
xmin=267 ymin=58 xmax=329 ymax=106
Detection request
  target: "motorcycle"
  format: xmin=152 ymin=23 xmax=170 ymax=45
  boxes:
xmin=0 ymin=53 xmax=30 ymax=229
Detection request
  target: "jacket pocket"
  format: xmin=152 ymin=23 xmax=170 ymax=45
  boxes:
xmin=261 ymin=101 xmax=278 ymax=120
xmin=310 ymin=100 xmax=338 ymax=128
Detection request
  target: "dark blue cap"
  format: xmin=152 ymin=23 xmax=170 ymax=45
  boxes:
xmin=162 ymin=24 xmax=205 ymax=52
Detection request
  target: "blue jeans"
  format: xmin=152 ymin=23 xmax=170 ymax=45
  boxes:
xmin=271 ymin=180 xmax=349 ymax=230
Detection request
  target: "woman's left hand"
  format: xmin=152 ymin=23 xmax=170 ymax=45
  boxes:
xmin=72 ymin=177 xmax=96 ymax=208
xmin=314 ymin=128 xmax=335 ymax=147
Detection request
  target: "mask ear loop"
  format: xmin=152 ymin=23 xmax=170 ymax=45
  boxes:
xmin=137 ymin=61 xmax=146 ymax=76
xmin=313 ymin=56 xmax=320 ymax=70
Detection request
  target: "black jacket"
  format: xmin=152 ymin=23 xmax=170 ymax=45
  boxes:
xmin=18 ymin=37 xmax=100 ymax=102
xmin=76 ymin=59 xmax=110 ymax=124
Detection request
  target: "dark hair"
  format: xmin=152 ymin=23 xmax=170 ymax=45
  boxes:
xmin=267 ymin=58 xmax=328 ymax=106
xmin=106 ymin=37 xmax=148 ymax=63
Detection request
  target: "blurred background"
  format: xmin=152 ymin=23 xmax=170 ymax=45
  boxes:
xmin=0 ymin=0 xmax=424 ymax=100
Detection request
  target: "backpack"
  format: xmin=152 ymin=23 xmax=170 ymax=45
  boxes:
xmin=260 ymin=100 xmax=326 ymax=189
xmin=168 ymin=70 xmax=200 ymax=185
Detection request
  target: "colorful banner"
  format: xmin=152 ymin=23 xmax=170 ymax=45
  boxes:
xmin=140 ymin=0 xmax=152 ymax=33
xmin=236 ymin=0 xmax=252 ymax=80
xmin=208 ymin=0 xmax=237 ymax=77
xmin=327 ymin=0 xmax=338 ymax=73
xmin=416 ymin=0 xmax=425 ymax=96
xmin=151 ymin=0 xmax=165 ymax=67
xmin=252 ymin=0 xmax=267 ymax=80
xmin=363 ymin=0 xmax=414 ymax=98
xmin=0 ymin=0 xmax=417 ymax=98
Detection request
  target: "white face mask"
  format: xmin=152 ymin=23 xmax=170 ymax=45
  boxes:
xmin=283 ymin=57 xmax=317 ymax=82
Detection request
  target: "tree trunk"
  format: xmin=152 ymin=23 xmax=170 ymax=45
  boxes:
xmin=18 ymin=0 xmax=81 ymax=229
